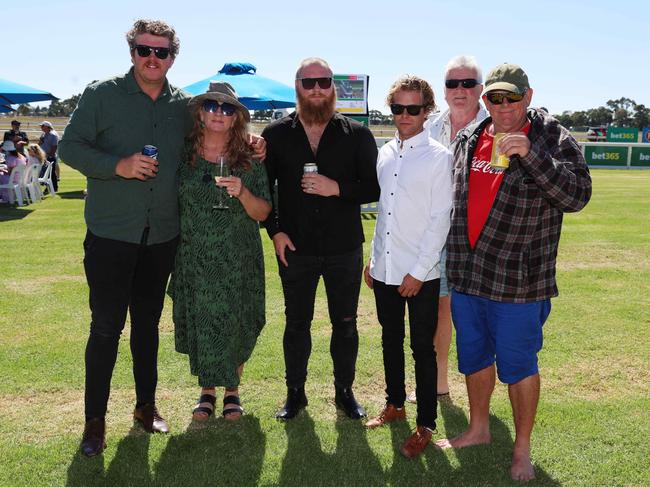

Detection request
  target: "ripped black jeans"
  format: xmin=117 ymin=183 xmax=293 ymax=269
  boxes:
xmin=278 ymin=246 xmax=362 ymax=389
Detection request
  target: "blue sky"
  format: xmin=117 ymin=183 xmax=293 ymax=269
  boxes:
xmin=6 ymin=0 xmax=648 ymax=115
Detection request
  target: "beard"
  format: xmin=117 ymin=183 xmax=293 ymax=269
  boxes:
xmin=297 ymin=89 xmax=337 ymax=125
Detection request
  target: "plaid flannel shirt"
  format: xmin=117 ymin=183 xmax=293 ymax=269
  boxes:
xmin=447 ymin=108 xmax=592 ymax=303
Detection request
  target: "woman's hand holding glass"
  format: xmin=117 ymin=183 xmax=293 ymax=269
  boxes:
xmin=215 ymin=174 xmax=244 ymax=199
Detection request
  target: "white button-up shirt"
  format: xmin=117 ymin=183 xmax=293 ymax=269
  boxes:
xmin=369 ymin=129 xmax=453 ymax=285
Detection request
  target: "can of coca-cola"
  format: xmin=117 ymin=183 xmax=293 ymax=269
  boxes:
xmin=142 ymin=145 xmax=158 ymax=160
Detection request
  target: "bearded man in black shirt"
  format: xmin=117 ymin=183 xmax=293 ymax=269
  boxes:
xmin=262 ymin=57 xmax=380 ymax=420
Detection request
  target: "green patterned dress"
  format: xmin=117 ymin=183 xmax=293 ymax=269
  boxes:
xmin=169 ymin=156 xmax=271 ymax=388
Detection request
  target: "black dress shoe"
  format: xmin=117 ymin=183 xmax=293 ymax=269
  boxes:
xmin=335 ymin=387 xmax=367 ymax=419
xmin=134 ymin=403 xmax=170 ymax=433
xmin=275 ymin=387 xmax=308 ymax=420
xmin=81 ymin=418 xmax=106 ymax=457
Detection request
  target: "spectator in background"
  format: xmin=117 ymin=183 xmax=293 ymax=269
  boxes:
xmin=27 ymin=143 xmax=47 ymax=167
xmin=0 ymin=140 xmax=27 ymax=203
xmin=3 ymin=120 xmax=29 ymax=144
xmin=39 ymin=121 xmax=59 ymax=191
xmin=4 ymin=120 xmax=29 ymax=156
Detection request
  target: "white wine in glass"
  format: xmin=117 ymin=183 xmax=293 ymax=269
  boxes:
xmin=213 ymin=156 xmax=231 ymax=210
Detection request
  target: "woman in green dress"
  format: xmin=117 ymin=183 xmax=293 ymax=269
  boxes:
xmin=169 ymin=82 xmax=271 ymax=421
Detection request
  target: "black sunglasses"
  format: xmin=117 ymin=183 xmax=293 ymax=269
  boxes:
xmin=445 ymin=78 xmax=479 ymax=89
xmin=132 ymin=44 xmax=171 ymax=60
xmin=202 ymin=99 xmax=237 ymax=116
xmin=297 ymin=77 xmax=333 ymax=90
xmin=485 ymin=91 xmax=526 ymax=105
xmin=390 ymin=104 xmax=424 ymax=116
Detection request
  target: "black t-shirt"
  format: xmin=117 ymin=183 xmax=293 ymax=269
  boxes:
xmin=3 ymin=129 xmax=29 ymax=143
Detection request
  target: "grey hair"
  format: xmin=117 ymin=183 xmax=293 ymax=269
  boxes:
xmin=295 ymin=57 xmax=333 ymax=79
xmin=444 ymin=55 xmax=482 ymax=83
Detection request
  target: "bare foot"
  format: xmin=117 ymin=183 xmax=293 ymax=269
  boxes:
xmin=435 ymin=429 xmax=491 ymax=449
xmin=511 ymin=449 xmax=535 ymax=481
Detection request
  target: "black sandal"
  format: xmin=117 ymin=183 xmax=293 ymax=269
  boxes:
xmin=192 ymin=394 xmax=216 ymax=420
xmin=222 ymin=395 xmax=244 ymax=419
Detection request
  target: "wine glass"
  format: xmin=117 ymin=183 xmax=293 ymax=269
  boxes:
xmin=213 ymin=156 xmax=231 ymax=210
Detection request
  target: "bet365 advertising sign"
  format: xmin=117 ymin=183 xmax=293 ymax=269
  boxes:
xmin=606 ymin=127 xmax=638 ymax=142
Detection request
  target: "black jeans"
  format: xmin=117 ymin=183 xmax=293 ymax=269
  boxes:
xmin=83 ymin=230 xmax=178 ymax=418
xmin=372 ymin=278 xmax=440 ymax=429
xmin=278 ymin=246 xmax=363 ymax=389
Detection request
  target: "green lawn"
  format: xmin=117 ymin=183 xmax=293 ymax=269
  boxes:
xmin=0 ymin=167 xmax=648 ymax=486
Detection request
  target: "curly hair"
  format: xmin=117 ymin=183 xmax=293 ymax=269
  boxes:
xmin=185 ymin=103 xmax=253 ymax=172
xmin=126 ymin=19 xmax=180 ymax=58
xmin=386 ymin=75 xmax=436 ymax=115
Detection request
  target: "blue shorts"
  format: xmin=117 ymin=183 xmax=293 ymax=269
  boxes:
xmin=439 ymin=247 xmax=449 ymax=298
xmin=451 ymin=290 xmax=551 ymax=384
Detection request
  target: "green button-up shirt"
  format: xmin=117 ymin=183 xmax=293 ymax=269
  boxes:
xmin=59 ymin=68 xmax=192 ymax=244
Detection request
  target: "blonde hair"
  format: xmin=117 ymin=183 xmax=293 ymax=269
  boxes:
xmin=28 ymin=144 xmax=46 ymax=163
xmin=386 ymin=75 xmax=436 ymax=114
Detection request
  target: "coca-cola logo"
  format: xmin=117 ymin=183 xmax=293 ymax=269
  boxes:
xmin=470 ymin=157 xmax=501 ymax=174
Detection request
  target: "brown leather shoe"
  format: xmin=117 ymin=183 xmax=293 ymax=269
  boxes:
xmin=133 ymin=403 xmax=169 ymax=434
xmin=400 ymin=426 xmax=433 ymax=459
xmin=80 ymin=418 xmax=106 ymax=457
xmin=365 ymin=403 xmax=406 ymax=429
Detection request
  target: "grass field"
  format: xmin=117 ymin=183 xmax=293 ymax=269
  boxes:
xmin=0 ymin=166 xmax=649 ymax=486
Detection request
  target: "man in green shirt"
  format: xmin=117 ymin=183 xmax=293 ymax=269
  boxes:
xmin=59 ymin=19 xmax=191 ymax=458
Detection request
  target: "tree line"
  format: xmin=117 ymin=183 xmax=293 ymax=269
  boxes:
xmin=12 ymin=95 xmax=650 ymax=130
xmin=553 ymin=97 xmax=649 ymax=129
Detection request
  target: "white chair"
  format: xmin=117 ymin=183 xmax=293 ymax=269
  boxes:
xmin=25 ymin=164 xmax=43 ymax=203
xmin=39 ymin=160 xmax=56 ymax=196
xmin=0 ymin=164 xmax=26 ymax=206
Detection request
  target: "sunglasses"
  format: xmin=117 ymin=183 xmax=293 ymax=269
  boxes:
xmin=390 ymin=104 xmax=425 ymax=116
xmin=202 ymin=99 xmax=237 ymax=116
xmin=297 ymin=77 xmax=333 ymax=90
xmin=485 ymin=91 xmax=526 ymax=105
xmin=132 ymin=44 xmax=171 ymax=60
xmin=445 ymin=78 xmax=479 ymax=89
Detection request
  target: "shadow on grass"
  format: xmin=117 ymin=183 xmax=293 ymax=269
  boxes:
xmin=437 ymin=397 xmax=561 ymax=485
xmin=0 ymin=206 xmax=34 ymax=221
xmin=56 ymin=190 xmax=85 ymax=200
xmin=153 ymin=415 xmax=265 ymax=485
xmin=277 ymin=412 xmax=384 ymax=486
xmin=66 ymin=417 xmax=265 ymax=486
xmin=66 ymin=425 xmax=152 ymax=486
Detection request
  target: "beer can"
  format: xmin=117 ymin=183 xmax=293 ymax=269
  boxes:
xmin=490 ymin=133 xmax=509 ymax=171
xmin=142 ymin=145 xmax=158 ymax=160
xmin=303 ymin=163 xmax=318 ymax=174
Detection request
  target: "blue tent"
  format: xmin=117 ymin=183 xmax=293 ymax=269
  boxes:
xmin=184 ymin=63 xmax=295 ymax=110
xmin=0 ymin=78 xmax=58 ymax=105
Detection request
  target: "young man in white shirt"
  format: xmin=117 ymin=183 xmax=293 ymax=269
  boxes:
xmin=364 ymin=75 xmax=452 ymax=458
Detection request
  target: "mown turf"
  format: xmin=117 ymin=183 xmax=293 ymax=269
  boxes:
xmin=0 ymin=167 xmax=648 ymax=486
